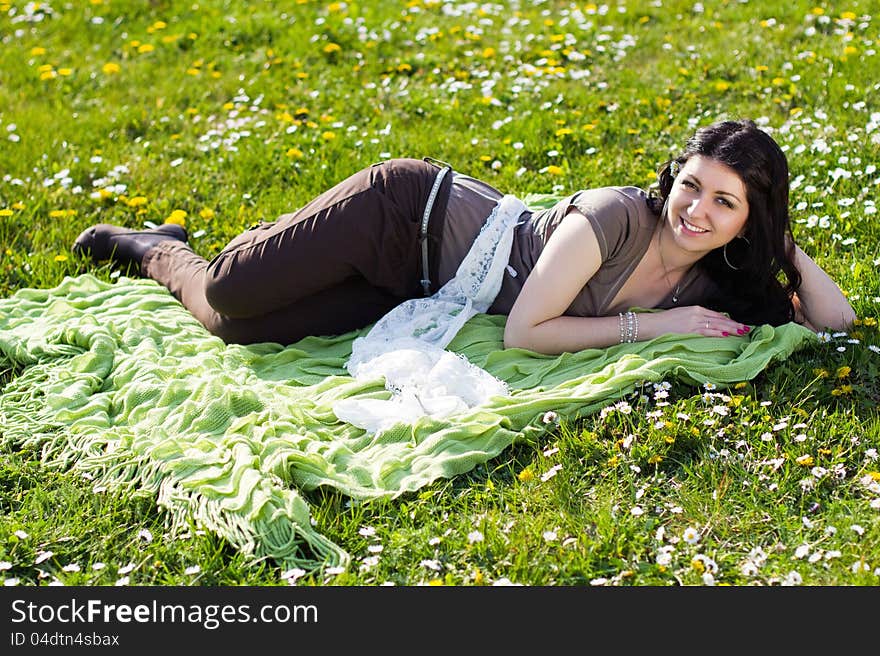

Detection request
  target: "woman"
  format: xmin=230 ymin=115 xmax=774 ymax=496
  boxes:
xmin=72 ymin=119 xmax=856 ymax=353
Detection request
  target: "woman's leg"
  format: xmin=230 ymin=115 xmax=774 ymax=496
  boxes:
xmin=202 ymin=158 xmax=441 ymax=318
xmin=143 ymin=241 xmax=401 ymax=344
xmin=139 ymin=157 xmax=448 ymax=344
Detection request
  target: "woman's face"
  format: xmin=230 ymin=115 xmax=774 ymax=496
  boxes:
xmin=666 ymin=155 xmax=750 ymax=257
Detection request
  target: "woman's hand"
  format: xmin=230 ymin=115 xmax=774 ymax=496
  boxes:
xmin=640 ymin=305 xmax=752 ymax=338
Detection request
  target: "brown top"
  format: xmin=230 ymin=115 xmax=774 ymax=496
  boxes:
xmin=438 ymin=176 xmax=717 ymax=316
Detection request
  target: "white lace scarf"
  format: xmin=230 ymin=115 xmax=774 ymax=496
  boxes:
xmin=333 ymin=194 xmax=528 ymax=433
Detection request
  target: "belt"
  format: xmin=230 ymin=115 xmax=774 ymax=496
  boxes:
xmin=419 ymin=161 xmax=452 ymax=296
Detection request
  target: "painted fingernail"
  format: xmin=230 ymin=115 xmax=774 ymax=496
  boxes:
xmin=736 ymin=329 xmax=744 ymax=335
xmin=722 ymin=331 xmax=729 ymax=336
xmin=744 ymin=326 xmax=751 ymax=332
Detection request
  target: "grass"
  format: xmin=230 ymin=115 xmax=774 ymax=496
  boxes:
xmin=0 ymin=0 xmax=878 ymax=587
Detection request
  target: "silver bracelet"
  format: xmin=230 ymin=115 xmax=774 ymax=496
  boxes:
xmin=618 ymin=311 xmax=638 ymax=343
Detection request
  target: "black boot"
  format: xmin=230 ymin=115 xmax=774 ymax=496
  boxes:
xmin=72 ymin=223 xmax=188 ymax=273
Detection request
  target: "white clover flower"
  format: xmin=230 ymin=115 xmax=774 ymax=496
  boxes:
xmin=184 ymin=565 xmax=201 ymax=575
xmin=782 ymin=570 xmax=803 ymax=586
xmin=137 ymin=529 xmax=153 ymax=543
xmin=467 ymin=530 xmax=484 ymax=544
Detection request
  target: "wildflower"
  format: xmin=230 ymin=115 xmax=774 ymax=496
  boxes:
xmin=322 ymin=43 xmax=341 ymax=54
xmin=184 ymin=565 xmax=201 ymax=575
xmin=835 ymin=366 xmax=851 ymax=378
xmin=782 ymin=570 xmax=803 ymax=586
xmin=61 ymin=563 xmax=80 ymax=572
xmin=321 ymin=131 xmax=336 ymax=141
xmin=682 ymin=527 xmax=700 ymax=544
xmin=34 ymin=551 xmax=54 ymax=565
xmin=517 ymin=467 xmax=535 ymax=482
xmin=542 ymin=530 xmax=557 ymax=542
xmin=281 ymin=568 xmax=306 ymax=582
xmin=114 ymin=576 xmax=130 ymax=586
xmin=4 ymin=578 xmax=20 ymax=586
xmin=420 ymin=559 xmax=441 ymax=571
xmin=540 ymin=464 xmax=562 ymax=482
xmin=92 ymin=562 xmax=106 ymax=570
xmin=165 ymin=209 xmax=187 ymax=226
xmin=545 ymin=165 xmax=563 ymax=176
xmin=541 ymin=411 xmax=558 ymax=424
xmin=467 ymin=530 xmax=484 ymax=544
xmin=0 ymin=562 xmax=12 ymax=571
xmin=137 ymin=44 xmax=155 ymax=54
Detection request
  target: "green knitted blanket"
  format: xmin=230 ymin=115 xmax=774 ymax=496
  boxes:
xmin=0 ymin=273 xmax=816 ymax=571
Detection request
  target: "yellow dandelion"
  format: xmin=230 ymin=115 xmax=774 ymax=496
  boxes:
xmin=58 ymin=68 xmax=72 ymax=76
xmin=868 ymin=472 xmax=880 ymax=482
xmin=137 ymin=44 xmax=155 ymax=54
xmin=479 ymin=155 xmax=492 ymax=162
xmin=844 ymin=46 xmax=858 ymax=56
xmin=862 ymin=317 xmax=877 ymax=327
xmin=48 ymin=209 xmax=75 ymax=218
xmin=323 ymin=43 xmax=342 ymax=54
xmin=126 ymin=196 xmax=148 ymax=207
xmin=607 ymin=455 xmax=620 ymax=467
xmin=12 ymin=202 xmax=25 ymax=210
xmin=54 ymin=254 xmax=68 ymax=262
xmin=840 ymin=11 xmax=856 ymax=20
xmin=102 ymin=62 xmax=121 ymax=75
xmin=199 ymin=208 xmax=215 ymax=220
xmin=795 ymin=454 xmax=814 ymax=466
xmin=30 ymin=46 xmax=47 ymax=56
xmin=481 ymin=47 xmax=496 ymax=58
xmin=0 ymin=209 xmax=13 ymax=217
xmin=648 ymin=454 xmax=663 ymax=465
xmin=810 ymin=7 xmax=824 ymax=15
xmin=555 ymin=127 xmax=574 ymax=137
xmin=39 ymin=70 xmax=57 ymax=80
xmin=813 ymin=368 xmax=829 ymax=378
xmin=286 ymin=147 xmax=304 ymax=159
xmin=517 ymin=468 xmax=535 ymax=483
xmin=691 ymin=558 xmax=705 ymax=573
xmin=165 ymin=209 xmax=187 ymax=226
xmin=835 ymin=366 xmax=851 ymax=379
xmin=714 ymin=81 xmax=730 ymax=92
xmin=734 ymin=381 xmax=748 ymax=389
xmin=639 ymin=16 xmax=650 ymax=24
xmin=546 ymin=165 xmax=564 ymax=176
xmin=321 ymin=131 xmax=336 ymax=141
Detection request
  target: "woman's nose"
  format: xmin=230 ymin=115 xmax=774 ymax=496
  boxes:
xmin=688 ymin=195 xmax=708 ymax=218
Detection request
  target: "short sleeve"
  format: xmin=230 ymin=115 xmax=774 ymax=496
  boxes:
xmin=569 ymin=186 xmax=646 ymax=262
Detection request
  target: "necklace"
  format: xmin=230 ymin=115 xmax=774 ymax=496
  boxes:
xmin=656 ymin=224 xmax=682 ymax=303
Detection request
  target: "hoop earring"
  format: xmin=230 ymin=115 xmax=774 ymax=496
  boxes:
xmin=723 ymin=236 xmax=751 ymax=270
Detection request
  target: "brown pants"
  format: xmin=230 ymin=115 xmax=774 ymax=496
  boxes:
xmin=142 ymin=158 xmax=452 ymax=345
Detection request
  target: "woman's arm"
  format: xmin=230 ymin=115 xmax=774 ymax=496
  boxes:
xmin=503 ymin=210 xmax=745 ymax=353
xmin=791 ymin=245 xmax=856 ymax=332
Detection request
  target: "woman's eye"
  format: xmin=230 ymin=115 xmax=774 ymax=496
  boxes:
xmin=681 ymin=180 xmax=697 ymax=189
xmin=717 ymin=198 xmax=733 ymax=209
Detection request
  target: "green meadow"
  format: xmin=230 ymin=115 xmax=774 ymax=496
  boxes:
xmin=0 ymin=0 xmax=878 ymax=586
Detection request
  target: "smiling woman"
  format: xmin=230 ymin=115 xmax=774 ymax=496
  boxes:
xmin=72 ymin=119 xmax=856 ymax=355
